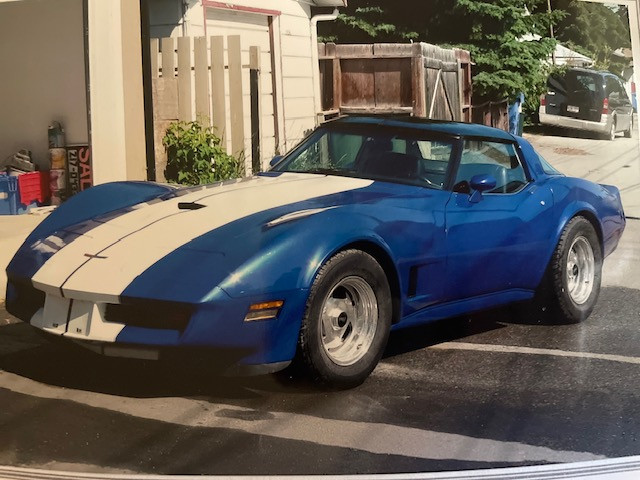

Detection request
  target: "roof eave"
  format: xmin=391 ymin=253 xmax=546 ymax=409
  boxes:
xmin=312 ymin=0 xmax=347 ymax=6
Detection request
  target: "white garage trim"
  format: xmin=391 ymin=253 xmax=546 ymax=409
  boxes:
xmin=202 ymin=0 xmax=281 ymax=17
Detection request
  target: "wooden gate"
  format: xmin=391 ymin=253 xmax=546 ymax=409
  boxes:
xmin=149 ymin=35 xmax=273 ymax=181
xmin=318 ymin=42 xmax=472 ymax=122
xmin=423 ymin=44 xmax=465 ymax=122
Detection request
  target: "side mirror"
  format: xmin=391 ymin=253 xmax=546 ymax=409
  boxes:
xmin=270 ymin=155 xmax=283 ymax=168
xmin=469 ymin=174 xmax=496 ymax=203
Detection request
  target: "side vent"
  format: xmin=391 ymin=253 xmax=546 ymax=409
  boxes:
xmin=408 ymin=267 xmax=419 ymax=298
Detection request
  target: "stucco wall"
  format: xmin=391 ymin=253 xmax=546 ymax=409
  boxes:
xmin=87 ymin=0 xmax=147 ymax=184
xmin=0 ymin=0 xmax=88 ymax=170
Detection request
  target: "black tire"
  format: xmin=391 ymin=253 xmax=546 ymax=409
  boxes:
xmin=605 ymin=118 xmax=616 ymax=141
xmin=624 ymin=116 xmax=633 ymax=138
xmin=297 ymin=249 xmax=392 ymax=388
xmin=533 ymin=217 xmax=602 ymax=324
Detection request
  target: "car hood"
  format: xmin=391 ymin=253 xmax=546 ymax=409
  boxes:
xmin=27 ymin=173 xmax=375 ymax=302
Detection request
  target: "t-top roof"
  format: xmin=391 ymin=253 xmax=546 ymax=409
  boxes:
xmin=330 ymin=116 xmax=516 ymax=141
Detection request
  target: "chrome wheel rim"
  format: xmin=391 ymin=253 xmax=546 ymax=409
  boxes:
xmin=566 ymin=236 xmax=595 ymax=305
xmin=320 ymin=276 xmax=378 ymax=366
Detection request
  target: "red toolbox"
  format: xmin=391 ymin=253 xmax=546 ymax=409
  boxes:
xmin=18 ymin=171 xmax=51 ymax=206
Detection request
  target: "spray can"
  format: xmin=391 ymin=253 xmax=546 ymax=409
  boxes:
xmin=48 ymin=121 xmax=66 ymax=205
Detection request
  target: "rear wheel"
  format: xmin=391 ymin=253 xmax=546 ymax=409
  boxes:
xmin=606 ymin=118 xmax=616 ymax=141
xmin=624 ymin=116 xmax=633 ymax=138
xmin=297 ymin=249 xmax=392 ymax=388
xmin=532 ymin=217 xmax=602 ymax=324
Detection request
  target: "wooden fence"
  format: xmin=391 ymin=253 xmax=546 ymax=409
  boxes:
xmin=317 ymin=42 xmax=514 ymax=131
xmin=149 ymin=35 xmax=271 ymax=181
xmin=318 ymin=42 xmax=472 ymax=123
xmin=471 ymin=100 xmax=509 ymax=132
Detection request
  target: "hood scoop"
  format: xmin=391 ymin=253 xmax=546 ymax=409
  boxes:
xmin=178 ymin=202 xmax=206 ymax=211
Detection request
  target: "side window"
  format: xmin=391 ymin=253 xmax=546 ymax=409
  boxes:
xmin=617 ymin=80 xmax=630 ymax=102
xmin=607 ymin=77 xmax=620 ymax=99
xmin=537 ymin=152 xmax=562 ymax=176
xmin=454 ymin=140 xmax=528 ymax=194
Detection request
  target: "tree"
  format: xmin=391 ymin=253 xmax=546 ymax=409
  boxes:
xmin=318 ymin=1 xmax=560 ymax=105
xmin=550 ymin=0 xmax=631 ymax=75
xmin=318 ymin=5 xmax=419 ymax=43
xmin=442 ymin=0 xmax=559 ymax=103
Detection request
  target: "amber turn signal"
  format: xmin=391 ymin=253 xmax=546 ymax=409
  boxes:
xmin=244 ymin=300 xmax=284 ymax=322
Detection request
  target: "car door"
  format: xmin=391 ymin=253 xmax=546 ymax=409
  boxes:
xmin=444 ymin=139 xmax=555 ymax=302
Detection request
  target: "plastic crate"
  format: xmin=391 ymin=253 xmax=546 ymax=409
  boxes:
xmin=0 ymin=174 xmax=20 ymax=215
xmin=18 ymin=171 xmax=50 ymax=206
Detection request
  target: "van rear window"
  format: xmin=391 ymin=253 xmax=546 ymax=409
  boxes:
xmin=548 ymin=70 xmax=601 ymax=95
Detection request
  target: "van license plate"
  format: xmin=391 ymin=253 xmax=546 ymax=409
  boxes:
xmin=567 ymin=105 xmax=579 ymax=113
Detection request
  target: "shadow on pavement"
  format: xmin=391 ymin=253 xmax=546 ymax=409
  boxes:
xmin=0 ymin=286 xmax=636 ymax=399
xmin=524 ymin=124 xmax=604 ymax=141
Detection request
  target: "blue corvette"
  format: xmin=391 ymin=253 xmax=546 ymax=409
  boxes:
xmin=6 ymin=117 xmax=625 ymax=387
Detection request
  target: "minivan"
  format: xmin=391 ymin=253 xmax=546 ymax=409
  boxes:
xmin=539 ymin=67 xmax=634 ymax=140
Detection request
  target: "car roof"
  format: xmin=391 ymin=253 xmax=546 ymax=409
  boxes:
xmin=560 ymin=67 xmax=621 ymax=78
xmin=328 ymin=115 xmax=516 ymax=141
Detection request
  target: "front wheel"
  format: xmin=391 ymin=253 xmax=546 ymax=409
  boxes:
xmin=297 ymin=249 xmax=392 ymax=388
xmin=535 ymin=217 xmax=603 ymax=324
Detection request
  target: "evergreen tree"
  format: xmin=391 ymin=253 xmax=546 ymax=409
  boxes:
xmin=551 ymin=0 xmax=631 ymax=75
xmin=318 ymin=1 xmax=560 ymax=104
xmin=445 ymin=0 xmax=559 ymax=103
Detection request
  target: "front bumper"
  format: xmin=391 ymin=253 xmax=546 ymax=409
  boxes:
xmin=6 ymin=279 xmax=308 ymax=369
xmin=539 ymin=110 xmax=611 ymax=134
xmin=66 ymin=340 xmax=291 ymax=375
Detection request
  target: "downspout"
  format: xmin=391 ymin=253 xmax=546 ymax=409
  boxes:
xmin=181 ymin=0 xmax=189 ymax=36
xmin=311 ymin=8 xmax=339 ymax=125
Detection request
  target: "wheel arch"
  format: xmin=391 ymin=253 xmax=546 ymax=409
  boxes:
xmin=331 ymin=240 xmax=402 ymax=325
xmin=546 ymin=206 xmax=604 ymax=274
xmin=576 ymin=210 xmax=604 ymax=250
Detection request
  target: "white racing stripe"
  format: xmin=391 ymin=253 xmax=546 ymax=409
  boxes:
xmin=429 ymin=342 xmax=640 ymax=365
xmin=31 ymin=174 xmax=372 ymax=303
xmin=32 ymin=175 xmax=306 ymax=297
xmin=32 ymin=223 xmax=141 ymax=297
xmin=0 ymin=370 xmax=604 ymax=465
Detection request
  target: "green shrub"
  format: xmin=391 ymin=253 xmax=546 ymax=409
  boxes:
xmin=163 ymin=120 xmax=243 ymax=185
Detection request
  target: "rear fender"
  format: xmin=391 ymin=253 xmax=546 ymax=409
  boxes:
xmin=545 ymin=201 xmax=603 ymax=269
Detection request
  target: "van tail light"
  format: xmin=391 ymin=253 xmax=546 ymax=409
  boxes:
xmin=539 ymin=94 xmax=546 ymax=106
xmin=602 ymin=98 xmax=609 ymax=115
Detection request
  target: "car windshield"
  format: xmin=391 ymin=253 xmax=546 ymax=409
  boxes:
xmin=272 ymin=127 xmax=455 ymax=189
